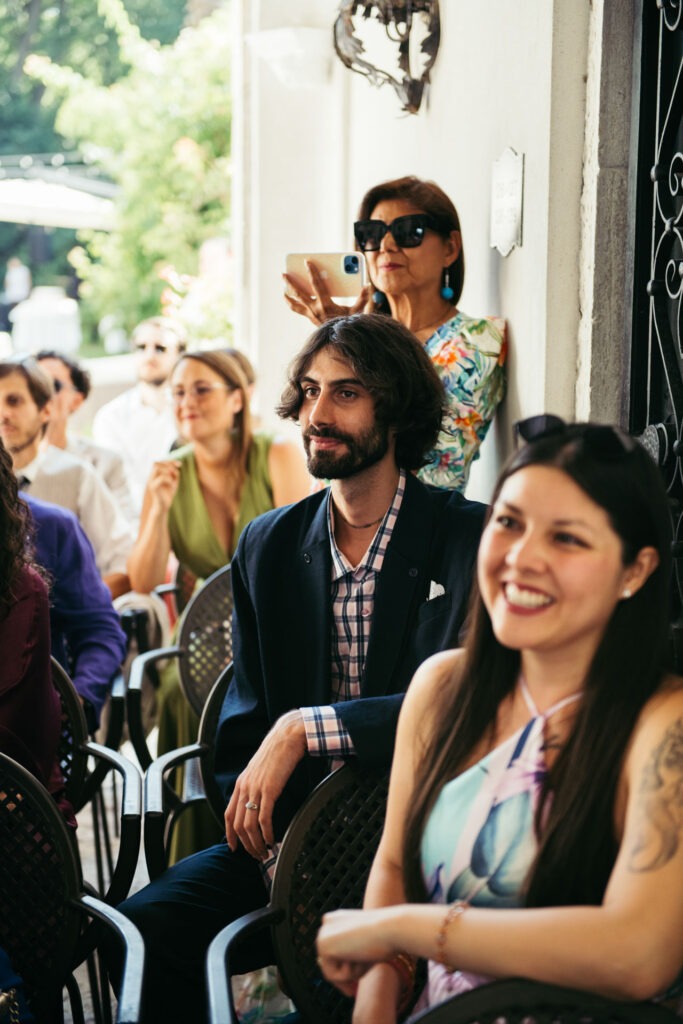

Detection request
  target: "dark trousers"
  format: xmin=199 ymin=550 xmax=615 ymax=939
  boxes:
xmin=107 ymin=840 xmax=272 ymax=1024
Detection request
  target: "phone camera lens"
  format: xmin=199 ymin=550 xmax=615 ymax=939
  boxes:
xmin=344 ymin=255 xmax=359 ymax=274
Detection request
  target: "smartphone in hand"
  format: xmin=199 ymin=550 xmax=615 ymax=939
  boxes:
xmin=285 ymin=252 xmax=367 ymax=300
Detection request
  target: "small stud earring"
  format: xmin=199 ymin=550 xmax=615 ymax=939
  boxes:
xmin=621 ymin=589 xmax=632 ymax=599
xmin=372 ymin=290 xmax=385 ymax=305
xmin=441 ymin=267 xmax=454 ymax=301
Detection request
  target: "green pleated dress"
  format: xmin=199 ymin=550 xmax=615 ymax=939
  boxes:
xmin=156 ymin=433 xmax=274 ymax=863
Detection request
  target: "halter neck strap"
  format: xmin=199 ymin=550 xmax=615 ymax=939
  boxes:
xmin=519 ymin=676 xmax=582 ymax=721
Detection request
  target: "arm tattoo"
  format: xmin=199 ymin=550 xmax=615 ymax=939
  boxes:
xmin=627 ymin=716 xmax=683 ymax=872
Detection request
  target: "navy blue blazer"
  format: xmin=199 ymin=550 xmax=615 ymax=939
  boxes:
xmin=26 ymin=495 xmax=127 ymax=721
xmin=214 ymin=471 xmax=486 ymax=837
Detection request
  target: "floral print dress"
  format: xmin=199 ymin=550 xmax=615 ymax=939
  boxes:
xmin=419 ymin=312 xmax=507 ymax=492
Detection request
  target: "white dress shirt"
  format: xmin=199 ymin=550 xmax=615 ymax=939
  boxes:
xmin=66 ymin=433 xmax=137 ymax=528
xmin=19 ymin=446 xmax=136 ymax=576
xmin=92 ymin=385 xmax=178 ymax=516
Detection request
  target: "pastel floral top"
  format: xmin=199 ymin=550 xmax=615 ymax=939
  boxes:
xmin=418 ymin=312 xmax=507 ymax=491
xmin=413 ymin=682 xmax=580 ymax=1014
xmin=412 ymin=679 xmax=683 ymax=1017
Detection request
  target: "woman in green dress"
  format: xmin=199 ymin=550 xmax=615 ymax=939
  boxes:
xmin=128 ymin=348 xmax=310 ymax=859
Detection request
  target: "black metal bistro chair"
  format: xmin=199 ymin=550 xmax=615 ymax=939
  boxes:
xmin=0 ymin=750 xmax=144 ymax=1024
xmin=50 ymin=657 xmax=142 ymax=906
xmin=127 ymin=564 xmax=233 ymax=771
xmin=206 ymin=763 xmax=389 ymax=1024
xmin=409 ymin=978 xmax=682 ymax=1023
xmin=142 ymin=662 xmax=233 ymax=879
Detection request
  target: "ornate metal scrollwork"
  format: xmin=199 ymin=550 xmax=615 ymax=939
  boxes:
xmin=658 ymin=0 xmax=682 ymax=33
xmin=633 ymin=2 xmax=683 ymax=662
xmin=333 ymin=1 xmax=440 ymax=114
xmin=638 ymin=8 xmax=683 ymax=487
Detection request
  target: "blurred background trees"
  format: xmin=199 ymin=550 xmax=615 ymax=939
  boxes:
xmin=1 ymin=0 xmax=231 ymax=345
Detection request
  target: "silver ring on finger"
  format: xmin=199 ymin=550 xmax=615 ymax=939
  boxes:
xmin=245 ymin=800 xmax=259 ymax=811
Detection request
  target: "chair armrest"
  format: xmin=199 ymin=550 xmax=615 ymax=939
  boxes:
xmin=79 ymin=673 xmax=127 ymax=804
xmin=126 ymin=647 xmax=184 ymax=770
xmin=105 ymin=671 xmax=126 ymax=750
xmin=143 ymin=742 xmax=204 ymax=880
xmin=206 ymin=906 xmax=284 ymax=1024
xmin=78 ymin=893 xmax=145 ymax=1024
xmin=144 ymin=743 xmax=205 ymax=814
xmin=153 ymin=582 xmax=180 ymax=598
xmin=82 ymin=742 xmax=143 ymax=907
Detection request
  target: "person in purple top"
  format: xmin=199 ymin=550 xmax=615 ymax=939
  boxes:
xmin=25 ymin=494 xmax=127 ymax=730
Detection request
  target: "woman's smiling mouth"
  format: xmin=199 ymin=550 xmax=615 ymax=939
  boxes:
xmin=503 ymin=581 xmax=554 ymax=610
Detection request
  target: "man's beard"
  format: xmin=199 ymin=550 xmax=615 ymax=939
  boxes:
xmin=141 ymin=374 xmax=168 ymax=388
xmin=303 ymin=422 xmax=389 ymax=479
xmin=3 ymin=425 xmax=43 ymax=458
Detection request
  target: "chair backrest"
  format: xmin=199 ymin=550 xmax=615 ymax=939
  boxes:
xmin=0 ymin=750 xmax=84 ymax=1019
xmin=269 ymin=764 xmax=389 ymax=1024
xmin=197 ymin=662 xmax=234 ymax=825
xmin=51 ymin=655 xmax=91 ymax=811
xmin=177 ymin=564 xmax=234 ymax=718
xmin=409 ymin=978 xmax=682 ymax=1023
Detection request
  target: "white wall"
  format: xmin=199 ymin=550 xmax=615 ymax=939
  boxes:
xmin=234 ymin=0 xmax=592 ymax=501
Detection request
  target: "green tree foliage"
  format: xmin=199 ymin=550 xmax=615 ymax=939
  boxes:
xmin=0 ymin=0 xmax=187 ymax=279
xmin=25 ymin=0 xmax=231 ymax=339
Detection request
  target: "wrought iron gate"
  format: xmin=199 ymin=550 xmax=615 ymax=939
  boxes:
xmin=630 ymin=0 xmax=683 ymax=663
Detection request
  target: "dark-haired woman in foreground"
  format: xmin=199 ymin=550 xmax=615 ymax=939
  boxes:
xmin=317 ymin=419 xmax=683 ymax=1020
xmin=0 ymin=439 xmax=73 ymax=825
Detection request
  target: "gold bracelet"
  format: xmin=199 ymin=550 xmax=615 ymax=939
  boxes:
xmin=384 ymin=953 xmax=417 ymax=1014
xmin=435 ymin=900 xmax=467 ymax=972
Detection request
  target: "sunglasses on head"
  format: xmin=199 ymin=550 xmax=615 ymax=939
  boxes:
xmin=514 ymin=414 xmax=636 ymax=458
xmin=353 ymin=213 xmax=446 ymax=252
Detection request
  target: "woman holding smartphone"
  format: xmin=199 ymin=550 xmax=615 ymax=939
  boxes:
xmin=284 ymin=176 xmax=506 ymax=492
xmin=317 ymin=419 xmax=683 ymax=1021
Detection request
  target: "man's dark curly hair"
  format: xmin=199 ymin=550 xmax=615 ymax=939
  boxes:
xmin=0 ymin=439 xmax=32 ymax=616
xmin=276 ymin=313 xmax=445 ymax=471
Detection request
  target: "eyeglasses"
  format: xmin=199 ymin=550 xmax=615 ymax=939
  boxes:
xmin=168 ymin=383 xmax=231 ymax=404
xmin=353 ymin=213 xmax=446 ymax=252
xmin=514 ymin=414 xmax=636 ymax=458
xmin=135 ymin=341 xmax=168 ymax=355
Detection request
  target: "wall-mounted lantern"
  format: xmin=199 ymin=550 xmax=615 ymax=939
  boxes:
xmin=333 ymin=1 xmax=440 ymax=115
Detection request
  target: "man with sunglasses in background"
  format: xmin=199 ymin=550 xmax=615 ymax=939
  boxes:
xmin=93 ymin=317 xmax=186 ymax=518
xmin=35 ymin=350 xmax=136 ymax=527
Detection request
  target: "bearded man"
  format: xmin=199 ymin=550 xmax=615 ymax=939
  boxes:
xmin=111 ymin=313 xmax=485 ymax=1023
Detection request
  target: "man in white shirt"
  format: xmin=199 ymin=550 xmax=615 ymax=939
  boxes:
xmin=36 ymin=349 xmax=137 ymax=527
xmin=0 ymin=355 xmax=135 ymax=598
xmin=92 ymin=317 xmax=186 ymax=515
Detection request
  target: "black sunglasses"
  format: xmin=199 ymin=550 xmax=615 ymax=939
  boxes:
xmin=353 ymin=213 xmax=446 ymax=252
xmin=514 ymin=414 xmax=636 ymax=458
xmin=135 ymin=341 xmax=168 ymax=355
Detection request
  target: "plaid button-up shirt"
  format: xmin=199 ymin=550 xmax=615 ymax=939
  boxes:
xmin=263 ymin=471 xmax=406 ymax=882
xmin=301 ymin=469 xmax=406 ymax=757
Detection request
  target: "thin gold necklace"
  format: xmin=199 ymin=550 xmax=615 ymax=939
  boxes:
xmin=334 ymin=504 xmax=387 ymax=530
xmin=412 ymin=303 xmax=455 ymax=337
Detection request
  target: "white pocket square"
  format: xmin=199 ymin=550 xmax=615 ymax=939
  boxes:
xmin=428 ymin=580 xmax=445 ymax=601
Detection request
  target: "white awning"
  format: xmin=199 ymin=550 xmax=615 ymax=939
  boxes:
xmin=0 ymin=177 xmax=115 ymax=230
